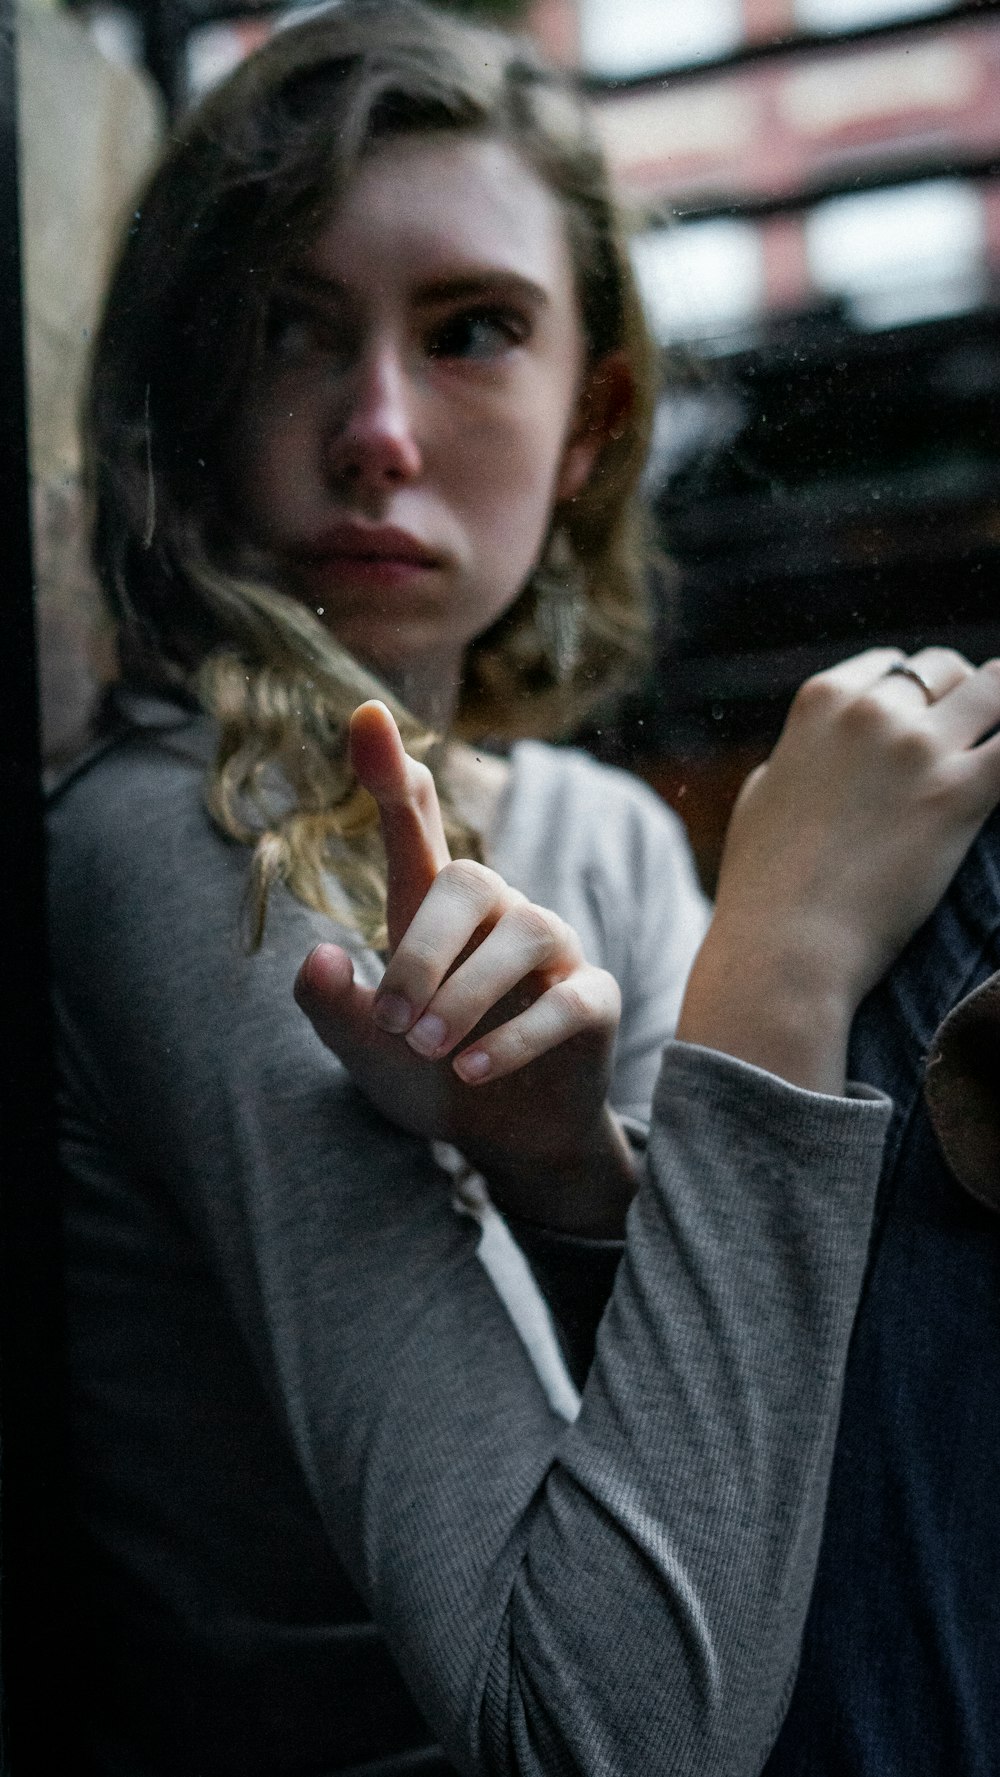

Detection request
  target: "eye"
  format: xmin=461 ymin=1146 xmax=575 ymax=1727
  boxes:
xmin=265 ymin=300 xmax=349 ymax=368
xmin=426 ymin=306 xmax=528 ymax=363
xmin=266 ymin=303 xmax=316 ymax=361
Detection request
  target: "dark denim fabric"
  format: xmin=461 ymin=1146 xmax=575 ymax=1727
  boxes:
xmin=764 ymin=812 xmax=1000 ymax=1776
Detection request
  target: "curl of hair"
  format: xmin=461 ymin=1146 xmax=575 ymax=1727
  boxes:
xmin=87 ymin=0 xmax=657 ymax=945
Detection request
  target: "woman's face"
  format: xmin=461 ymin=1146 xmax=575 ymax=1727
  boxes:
xmin=222 ymin=132 xmax=610 ymax=692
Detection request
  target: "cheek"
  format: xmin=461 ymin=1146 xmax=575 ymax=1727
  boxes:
xmin=454 ymin=447 xmax=564 ymax=640
xmin=453 ymin=405 xmax=570 ymax=561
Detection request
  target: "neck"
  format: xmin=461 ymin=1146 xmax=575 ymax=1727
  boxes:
xmin=380 ymin=650 xmax=463 ymax=732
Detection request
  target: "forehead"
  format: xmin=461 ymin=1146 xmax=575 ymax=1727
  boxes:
xmin=300 ymin=133 xmax=576 ymax=301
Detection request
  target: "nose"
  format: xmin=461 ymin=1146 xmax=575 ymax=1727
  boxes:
xmin=323 ymin=342 xmax=423 ymax=491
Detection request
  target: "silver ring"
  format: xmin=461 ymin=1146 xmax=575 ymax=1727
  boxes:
xmin=883 ymin=661 xmax=934 ymax=704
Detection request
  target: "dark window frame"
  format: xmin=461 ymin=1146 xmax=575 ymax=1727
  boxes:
xmin=0 ymin=5 xmax=78 ymax=1767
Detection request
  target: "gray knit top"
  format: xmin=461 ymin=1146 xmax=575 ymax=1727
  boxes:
xmin=48 ymin=695 xmax=891 ymax=1776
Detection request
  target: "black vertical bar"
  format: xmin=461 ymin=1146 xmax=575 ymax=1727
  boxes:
xmin=0 ymin=1 xmax=73 ymax=1768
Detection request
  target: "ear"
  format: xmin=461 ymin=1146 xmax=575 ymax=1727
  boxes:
xmin=555 ymin=350 xmax=635 ymax=504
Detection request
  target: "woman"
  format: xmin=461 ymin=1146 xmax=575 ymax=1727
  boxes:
xmin=49 ymin=3 xmax=1000 ymax=1773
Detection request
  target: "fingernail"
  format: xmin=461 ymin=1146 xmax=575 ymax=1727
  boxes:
xmin=373 ymin=993 xmax=412 ymax=1034
xmin=454 ymin=1048 xmax=491 ymax=1082
xmin=406 ymin=1012 xmax=448 ymax=1056
xmin=293 ymin=949 xmax=320 ymax=1003
xmin=295 ymin=944 xmax=342 ymax=1005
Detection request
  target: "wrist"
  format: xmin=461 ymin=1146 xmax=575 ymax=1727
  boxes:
xmin=677 ymin=920 xmax=855 ymax=1096
xmin=470 ymin=1106 xmax=640 ymax=1238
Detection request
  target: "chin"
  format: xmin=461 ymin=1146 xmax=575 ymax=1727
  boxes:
xmin=331 ymin=620 xmax=466 ymax=673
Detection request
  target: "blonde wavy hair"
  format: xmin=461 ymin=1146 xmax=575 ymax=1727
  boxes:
xmin=88 ymin=0 xmax=658 ymax=947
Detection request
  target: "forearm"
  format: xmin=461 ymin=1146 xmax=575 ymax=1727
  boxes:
xmin=346 ymin=1047 xmax=890 ymax=1776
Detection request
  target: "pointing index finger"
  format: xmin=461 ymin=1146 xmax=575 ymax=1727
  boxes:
xmin=349 ymin=701 xmax=451 ymax=952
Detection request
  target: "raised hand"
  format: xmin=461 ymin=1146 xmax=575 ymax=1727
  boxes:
xmin=678 ymin=647 xmax=1000 ymax=1094
xmin=295 ymin=702 xmax=637 ymax=1234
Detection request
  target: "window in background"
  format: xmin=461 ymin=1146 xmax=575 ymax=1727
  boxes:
xmin=805 ymin=177 xmax=987 ymax=328
xmin=632 ymin=218 xmax=766 ymax=346
xmin=794 ymin=0 xmax=953 ymax=30
xmin=579 ymin=0 xmax=743 ymax=77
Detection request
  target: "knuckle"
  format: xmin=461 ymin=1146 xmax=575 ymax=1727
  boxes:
xmin=439 ymin=857 xmax=499 ymax=903
xmin=390 ymin=935 xmax=441 ymax=984
xmin=835 ymin=689 xmax=885 ymax=738
xmin=551 ymin=977 xmax=595 ymax=1029
xmin=924 ymin=647 xmax=970 ymax=678
xmin=842 ymin=686 xmax=927 ymax=746
xmin=507 ymin=900 xmax=560 ymax=955
xmin=977 ymin=657 xmax=1000 ymax=694
xmin=494 ymin=1019 xmax=533 ymax=1067
xmin=575 ymin=966 xmax=621 ymax=1023
xmin=789 ymin=672 xmax=844 ymax=722
xmin=408 ymin=757 xmax=436 ymax=800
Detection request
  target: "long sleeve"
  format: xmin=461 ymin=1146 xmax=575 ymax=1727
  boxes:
xmin=359 ymin=1043 xmax=889 ymax=1777
xmin=50 ymin=726 xmax=890 ymax=1776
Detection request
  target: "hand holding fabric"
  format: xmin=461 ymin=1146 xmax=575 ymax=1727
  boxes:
xmin=680 ymin=647 xmax=1000 ymax=1094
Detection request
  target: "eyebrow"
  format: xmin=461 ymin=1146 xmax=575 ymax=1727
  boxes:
xmin=279 ymin=267 xmax=551 ymax=310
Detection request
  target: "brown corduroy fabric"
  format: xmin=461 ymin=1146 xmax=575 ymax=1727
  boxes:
xmin=925 ymin=970 xmax=1000 ymax=1213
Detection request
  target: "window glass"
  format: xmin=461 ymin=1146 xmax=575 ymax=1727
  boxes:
xmin=632 ymin=218 xmax=766 ymax=347
xmin=794 ymin=0 xmax=952 ymax=31
xmin=804 ymin=177 xmax=986 ymax=329
xmin=579 ymin=0 xmax=743 ymax=77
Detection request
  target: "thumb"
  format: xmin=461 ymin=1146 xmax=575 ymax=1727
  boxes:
xmin=294 ymin=942 xmax=381 ymax=1068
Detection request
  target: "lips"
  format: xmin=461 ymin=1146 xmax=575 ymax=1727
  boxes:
xmin=296 ymin=523 xmax=443 ymax=568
